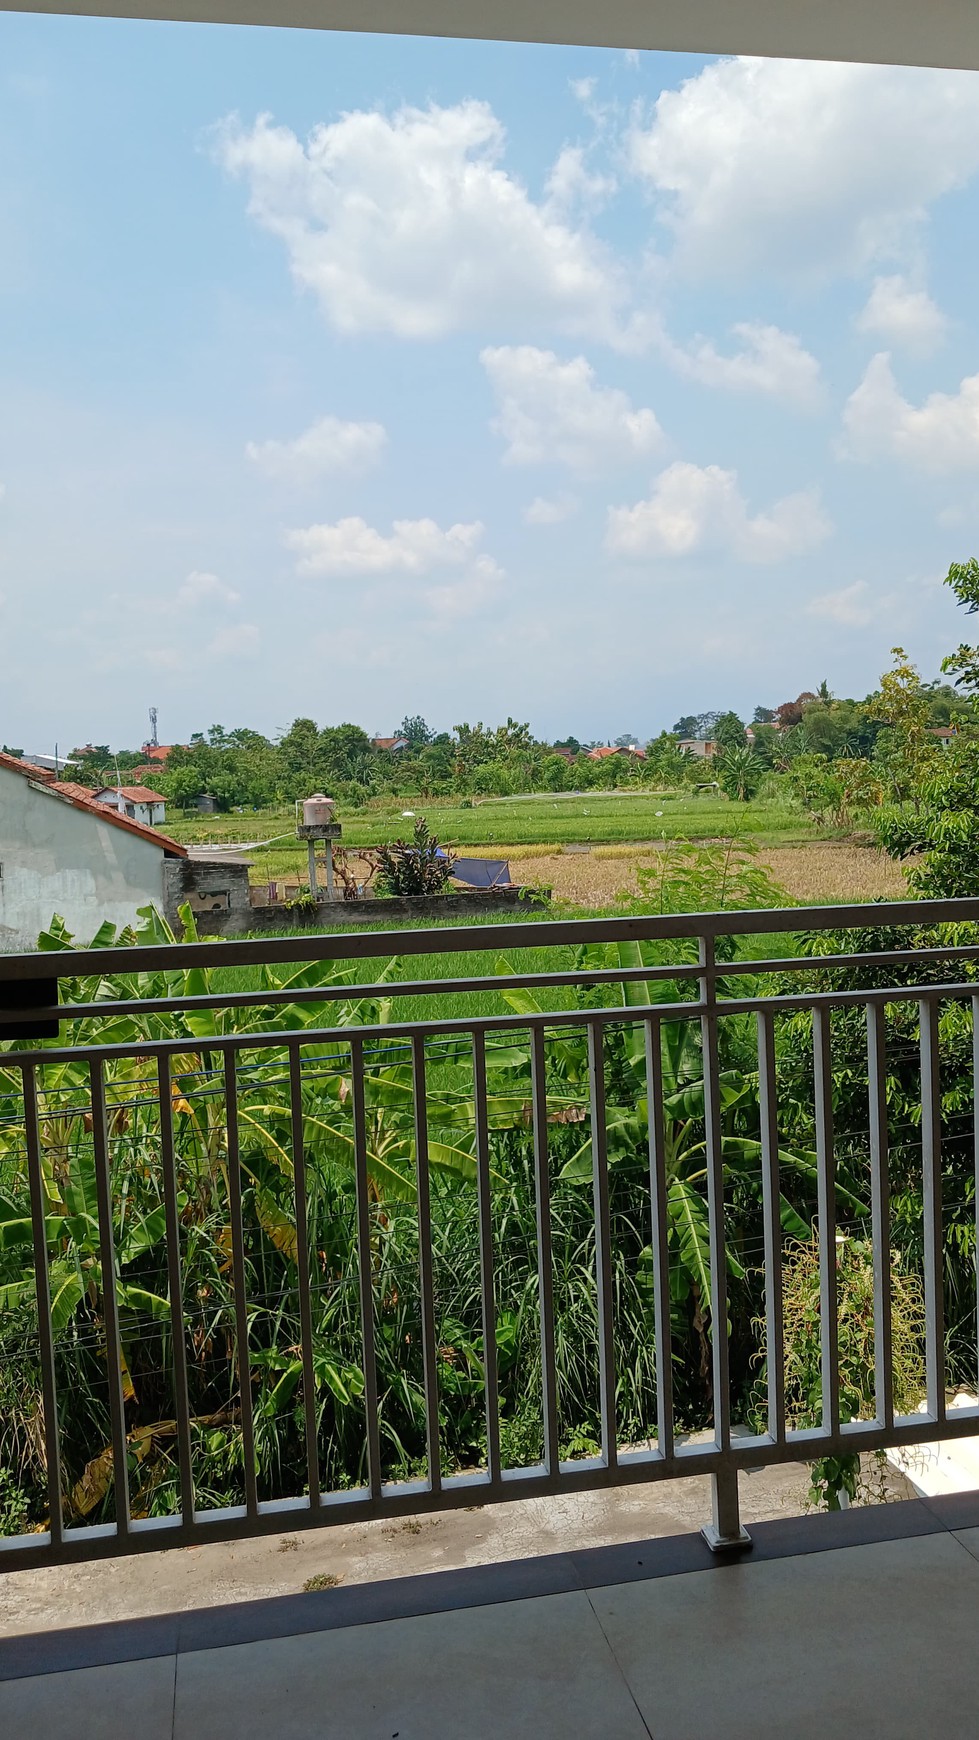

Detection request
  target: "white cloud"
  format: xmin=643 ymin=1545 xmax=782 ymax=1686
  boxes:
xmin=856 ymin=275 xmax=948 ymax=356
xmin=524 ymin=493 xmax=578 ymax=524
xmin=286 ymin=515 xmax=502 ymax=581
xmin=629 ymin=57 xmax=979 ymax=279
xmin=176 ymin=570 xmax=240 ymax=607
xmin=210 ymin=622 xmax=260 ymax=658
xmin=545 ymin=146 xmax=616 ymax=215
xmin=606 ymin=461 xmax=831 ymax=563
xmin=805 ymin=580 xmax=878 ymax=627
xmin=660 ymin=322 xmax=824 ymax=410
xmin=216 ymin=102 xmax=629 ymax=344
xmin=246 ymin=415 xmax=387 ymax=483
xmin=841 ymin=352 xmax=979 ymax=471
xmin=481 ymin=346 xmax=662 ymax=472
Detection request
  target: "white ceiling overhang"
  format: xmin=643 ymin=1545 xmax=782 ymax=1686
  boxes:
xmin=4 ymin=0 xmax=979 ymax=72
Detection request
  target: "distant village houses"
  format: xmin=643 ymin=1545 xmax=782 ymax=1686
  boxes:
xmin=93 ymin=785 xmax=168 ymax=827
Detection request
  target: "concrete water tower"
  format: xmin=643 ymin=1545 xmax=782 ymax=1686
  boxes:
xmin=297 ymin=795 xmax=342 ymax=899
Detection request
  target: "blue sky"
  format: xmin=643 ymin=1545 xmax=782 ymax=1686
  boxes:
xmin=3 ymin=17 xmax=979 ymax=753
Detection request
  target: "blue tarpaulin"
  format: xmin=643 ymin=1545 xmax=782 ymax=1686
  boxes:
xmin=451 ymin=858 xmax=512 ymax=889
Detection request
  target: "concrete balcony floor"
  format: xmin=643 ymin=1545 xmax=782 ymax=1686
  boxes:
xmin=3 ymin=1494 xmax=979 ymax=1739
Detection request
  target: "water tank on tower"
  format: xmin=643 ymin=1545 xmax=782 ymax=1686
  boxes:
xmin=302 ymin=794 xmax=335 ymax=827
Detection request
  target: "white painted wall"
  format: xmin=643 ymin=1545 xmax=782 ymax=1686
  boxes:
xmin=0 ymin=764 xmax=168 ymax=951
xmin=94 ymin=790 xmax=167 ymax=827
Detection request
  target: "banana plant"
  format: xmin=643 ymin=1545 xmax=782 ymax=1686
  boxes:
xmin=494 ymin=939 xmax=867 ymax=1323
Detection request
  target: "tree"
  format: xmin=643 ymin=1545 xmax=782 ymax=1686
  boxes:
xmin=278 ymin=717 xmax=322 ymax=789
xmin=940 ymin=558 xmax=979 ymax=694
xmin=672 ymin=715 xmax=700 ymax=738
xmin=714 ymin=711 xmax=747 ymax=751
xmin=870 ymin=646 xmax=936 ymax=803
xmin=614 ymin=732 xmax=638 ymax=748
xmin=717 ymin=745 xmax=762 ymax=802
xmin=752 ymin=705 xmax=775 ymax=724
xmin=541 ymin=755 xmax=570 ymax=791
xmin=874 ymin=575 xmax=979 ymax=892
xmin=397 ymin=715 xmax=433 ymax=749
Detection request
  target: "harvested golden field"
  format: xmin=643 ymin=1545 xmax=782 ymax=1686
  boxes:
xmin=246 ymin=839 xmax=908 ymax=910
xmin=506 ymin=842 xmax=909 ymax=909
xmin=756 ymin=845 xmax=909 ymax=904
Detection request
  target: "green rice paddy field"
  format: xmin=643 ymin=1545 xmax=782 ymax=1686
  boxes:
xmin=165 ymin=790 xmax=812 ymax=854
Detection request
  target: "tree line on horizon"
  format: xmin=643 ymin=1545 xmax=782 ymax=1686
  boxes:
xmin=13 ymin=628 xmax=972 ymax=816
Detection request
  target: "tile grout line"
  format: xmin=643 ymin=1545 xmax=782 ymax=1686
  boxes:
xmin=582 ymin=1586 xmax=656 ymax=1740
xmin=169 ymin=1649 xmax=179 ymax=1740
xmin=944 ymin=1528 xmax=979 ymax=1569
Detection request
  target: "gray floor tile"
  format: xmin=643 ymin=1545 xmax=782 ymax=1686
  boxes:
xmin=952 ymin=1524 xmax=979 ymax=1565
xmin=590 ymin=1531 xmax=979 ymax=1740
xmin=172 ymin=1588 xmax=650 ymax=1740
xmin=0 ymin=1653 xmax=176 ymax=1739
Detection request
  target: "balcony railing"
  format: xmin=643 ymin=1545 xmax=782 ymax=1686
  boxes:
xmin=1 ymin=898 xmax=978 ymax=1569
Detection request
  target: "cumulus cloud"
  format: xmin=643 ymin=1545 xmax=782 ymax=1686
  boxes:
xmin=805 ymin=581 xmax=878 ymax=627
xmin=606 ymin=461 xmax=831 ymax=563
xmin=524 ymin=493 xmax=578 ymax=524
xmin=215 ymin=102 xmax=630 ymax=344
xmin=246 ymin=415 xmax=387 ymax=483
xmin=660 ymin=322 xmax=824 ymax=410
xmin=286 ymin=515 xmax=503 ymax=582
xmin=175 ymin=570 xmax=241 ymax=607
xmin=628 ymin=57 xmax=979 ymax=279
xmin=856 ymin=275 xmax=948 ymax=355
xmin=545 ymin=145 xmax=616 ymax=215
xmin=840 ymin=352 xmax=979 ymax=470
xmin=481 ymin=346 xmax=662 ymax=472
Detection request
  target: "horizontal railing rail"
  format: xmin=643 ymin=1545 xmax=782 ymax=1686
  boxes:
xmin=0 ymin=898 xmax=977 ymax=1568
xmin=2 ymin=894 xmax=979 ymax=980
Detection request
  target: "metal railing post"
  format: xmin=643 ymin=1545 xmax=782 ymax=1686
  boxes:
xmin=698 ymin=934 xmax=751 ymax=1553
xmin=705 ymin=1464 xmax=751 ymax=1552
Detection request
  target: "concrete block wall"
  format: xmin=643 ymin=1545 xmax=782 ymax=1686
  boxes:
xmin=186 ymin=886 xmax=548 ymax=938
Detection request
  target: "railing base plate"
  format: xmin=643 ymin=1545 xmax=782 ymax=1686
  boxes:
xmin=701 ymin=1523 xmax=753 ymax=1553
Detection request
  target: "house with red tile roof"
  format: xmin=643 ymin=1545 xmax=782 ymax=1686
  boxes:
xmin=93 ymin=785 xmax=168 ymax=827
xmin=0 ymin=751 xmax=185 ymax=951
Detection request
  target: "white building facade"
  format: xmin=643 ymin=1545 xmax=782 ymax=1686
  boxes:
xmin=0 ymin=756 xmax=184 ymax=951
xmin=93 ymin=785 xmax=168 ymax=827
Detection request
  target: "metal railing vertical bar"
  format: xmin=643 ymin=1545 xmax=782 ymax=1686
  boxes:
xmin=223 ymin=1051 xmax=259 ymax=1520
xmin=699 ymin=938 xmax=732 ymax=1453
xmin=531 ymin=1026 xmax=561 ymax=1474
xmin=412 ymin=1034 xmax=442 ymax=1494
xmin=288 ymin=1041 xmax=321 ymax=1510
xmin=22 ymin=1064 xmax=64 ymax=1545
xmin=350 ymin=1034 xmax=383 ymax=1499
xmin=587 ymin=1022 xmax=618 ymax=1470
xmin=157 ymin=1056 xmax=195 ymax=1526
xmin=867 ymin=1004 xmax=894 ymax=1429
xmin=472 ymin=1032 xmax=502 ymax=1488
xmin=89 ymin=1059 xmax=131 ymax=1539
xmin=756 ymin=1010 xmax=785 ymax=1446
xmin=644 ymin=1018 xmax=674 ymax=1461
xmin=813 ymin=1007 xmax=840 ymax=1437
xmin=919 ymin=998 xmax=946 ymax=1425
